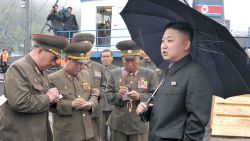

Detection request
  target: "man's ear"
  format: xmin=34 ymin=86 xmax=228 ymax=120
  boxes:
xmin=184 ymin=40 xmax=191 ymax=51
xmin=35 ymin=48 xmax=43 ymax=54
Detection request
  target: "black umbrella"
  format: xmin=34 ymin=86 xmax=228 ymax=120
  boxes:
xmin=120 ymin=0 xmax=250 ymax=98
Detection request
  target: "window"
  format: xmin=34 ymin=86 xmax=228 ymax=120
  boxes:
xmin=96 ymin=6 xmax=112 ymax=47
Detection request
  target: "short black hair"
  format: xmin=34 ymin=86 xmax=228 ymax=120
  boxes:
xmin=67 ymin=7 xmax=72 ymax=10
xmin=164 ymin=22 xmax=193 ymax=42
xmin=101 ymin=49 xmax=113 ymax=57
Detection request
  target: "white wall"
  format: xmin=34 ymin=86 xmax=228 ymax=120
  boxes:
xmin=110 ymin=0 xmax=131 ymax=50
xmin=80 ymin=0 xmax=130 ymax=51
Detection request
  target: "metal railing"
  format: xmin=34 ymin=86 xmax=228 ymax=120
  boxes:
xmin=56 ymin=28 xmax=131 ymax=58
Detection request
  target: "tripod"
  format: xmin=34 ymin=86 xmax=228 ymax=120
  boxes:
xmin=40 ymin=21 xmax=50 ymax=33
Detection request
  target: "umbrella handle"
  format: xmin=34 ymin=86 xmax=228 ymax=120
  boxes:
xmin=139 ymin=97 xmax=152 ymax=122
xmin=139 ymin=79 xmax=164 ymax=122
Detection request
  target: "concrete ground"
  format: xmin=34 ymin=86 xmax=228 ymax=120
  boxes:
xmin=0 ymin=72 xmax=250 ymax=140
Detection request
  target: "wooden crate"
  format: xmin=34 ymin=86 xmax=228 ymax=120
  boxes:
xmin=211 ymin=94 xmax=250 ymax=137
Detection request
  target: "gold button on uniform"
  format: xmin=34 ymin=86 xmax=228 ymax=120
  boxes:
xmin=82 ymin=114 xmax=85 ymax=117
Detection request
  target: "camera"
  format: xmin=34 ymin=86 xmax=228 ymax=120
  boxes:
xmin=59 ymin=7 xmax=67 ymax=18
xmin=51 ymin=4 xmax=58 ymax=12
xmin=52 ymin=4 xmax=58 ymax=8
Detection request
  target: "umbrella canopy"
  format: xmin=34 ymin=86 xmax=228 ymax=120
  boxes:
xmin=120 ymin=0 xmax=250 ymax=98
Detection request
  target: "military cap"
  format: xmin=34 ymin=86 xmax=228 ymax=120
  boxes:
xmin=116 ymin=40 xmax=140 ymax=57
xmin=32 ymin=34 xmax=69 ymax=57
xmin=63 ymin=42 xmax=92 ymax=62
xmin=72 ymin=33 xmax=95 ymax=44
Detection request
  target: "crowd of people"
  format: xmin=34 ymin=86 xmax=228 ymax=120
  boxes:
xmin=0 ymin=22 xmax=213 ymax=141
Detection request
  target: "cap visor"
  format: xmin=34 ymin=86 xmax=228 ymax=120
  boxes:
xmin=124 ymin=56 xmax=136 ymax=60
xmin=74 ymin=60 xmax=85 ymax=63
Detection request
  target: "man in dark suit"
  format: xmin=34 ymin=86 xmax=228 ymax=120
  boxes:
xmin=136 ymin=22 xmax=213 ymax=141
xmin=63 ymin=7 xmax=79 ymax=40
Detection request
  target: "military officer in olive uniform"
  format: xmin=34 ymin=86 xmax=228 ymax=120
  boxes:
xmin=0 ymin=34 xmax=68 ymax=141
xmin=139 ymin=50 xmax=162 ymax=80
xmin=100 ymin=49 xmax=119 ymax=141
xmin=106 ymin=40 xmax=158 ymax=141
xmin=72 ymin=33 xmax=106 ymax=141
xmin=48 ymin=42 xmax=99 ymax=141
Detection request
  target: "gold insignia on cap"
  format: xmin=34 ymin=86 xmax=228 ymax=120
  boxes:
xmin=171 ymin=81 xmax=177 ymax=86
xmin=83 ymin=41 xmax=92 ymax=44
xmin=67 ymin=55 xmax=90 ymax=60
xmin=80 ymin=53 xmax=84 ymax=57
xmin=128 ymin=50 xmax=132 ymax=54
xmin=49 ymin=49 xmax=60 ymax=56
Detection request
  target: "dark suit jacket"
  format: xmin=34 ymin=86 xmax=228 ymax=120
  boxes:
xmin=145 ymin=55 xmax=212 ymax=141
xmin=47 ymin=12 xmax=64 ymax=31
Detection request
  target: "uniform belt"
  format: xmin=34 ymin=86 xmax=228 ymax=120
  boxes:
xmin=116 ymin=101 xmax=139 ymax=110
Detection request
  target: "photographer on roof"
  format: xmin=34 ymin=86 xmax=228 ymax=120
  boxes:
xmin=47 ymin=4 xmax=64 ymax=37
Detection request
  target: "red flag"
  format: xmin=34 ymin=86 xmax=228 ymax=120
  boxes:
xmin=195 ymin=5 xmax=222 ymax=17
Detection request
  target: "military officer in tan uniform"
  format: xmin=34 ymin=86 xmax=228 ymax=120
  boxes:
xmin=0 ymin=34 xmax=68 ymax=141
xmin=106 ymin=40 xmax=158 ymax=141
xmin=100 ymin=49 xmax=119 ymax=141
xmin=72 ymin=33 xmax=106 ymax=141
xmin=48 ymin=42 xmax=98 ymax=141
xmin=139 ymin=50 xmax=162 ymax=80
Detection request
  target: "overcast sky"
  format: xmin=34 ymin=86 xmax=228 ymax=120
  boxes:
xmin=224 ymin=0 xmax=250 ymax=32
